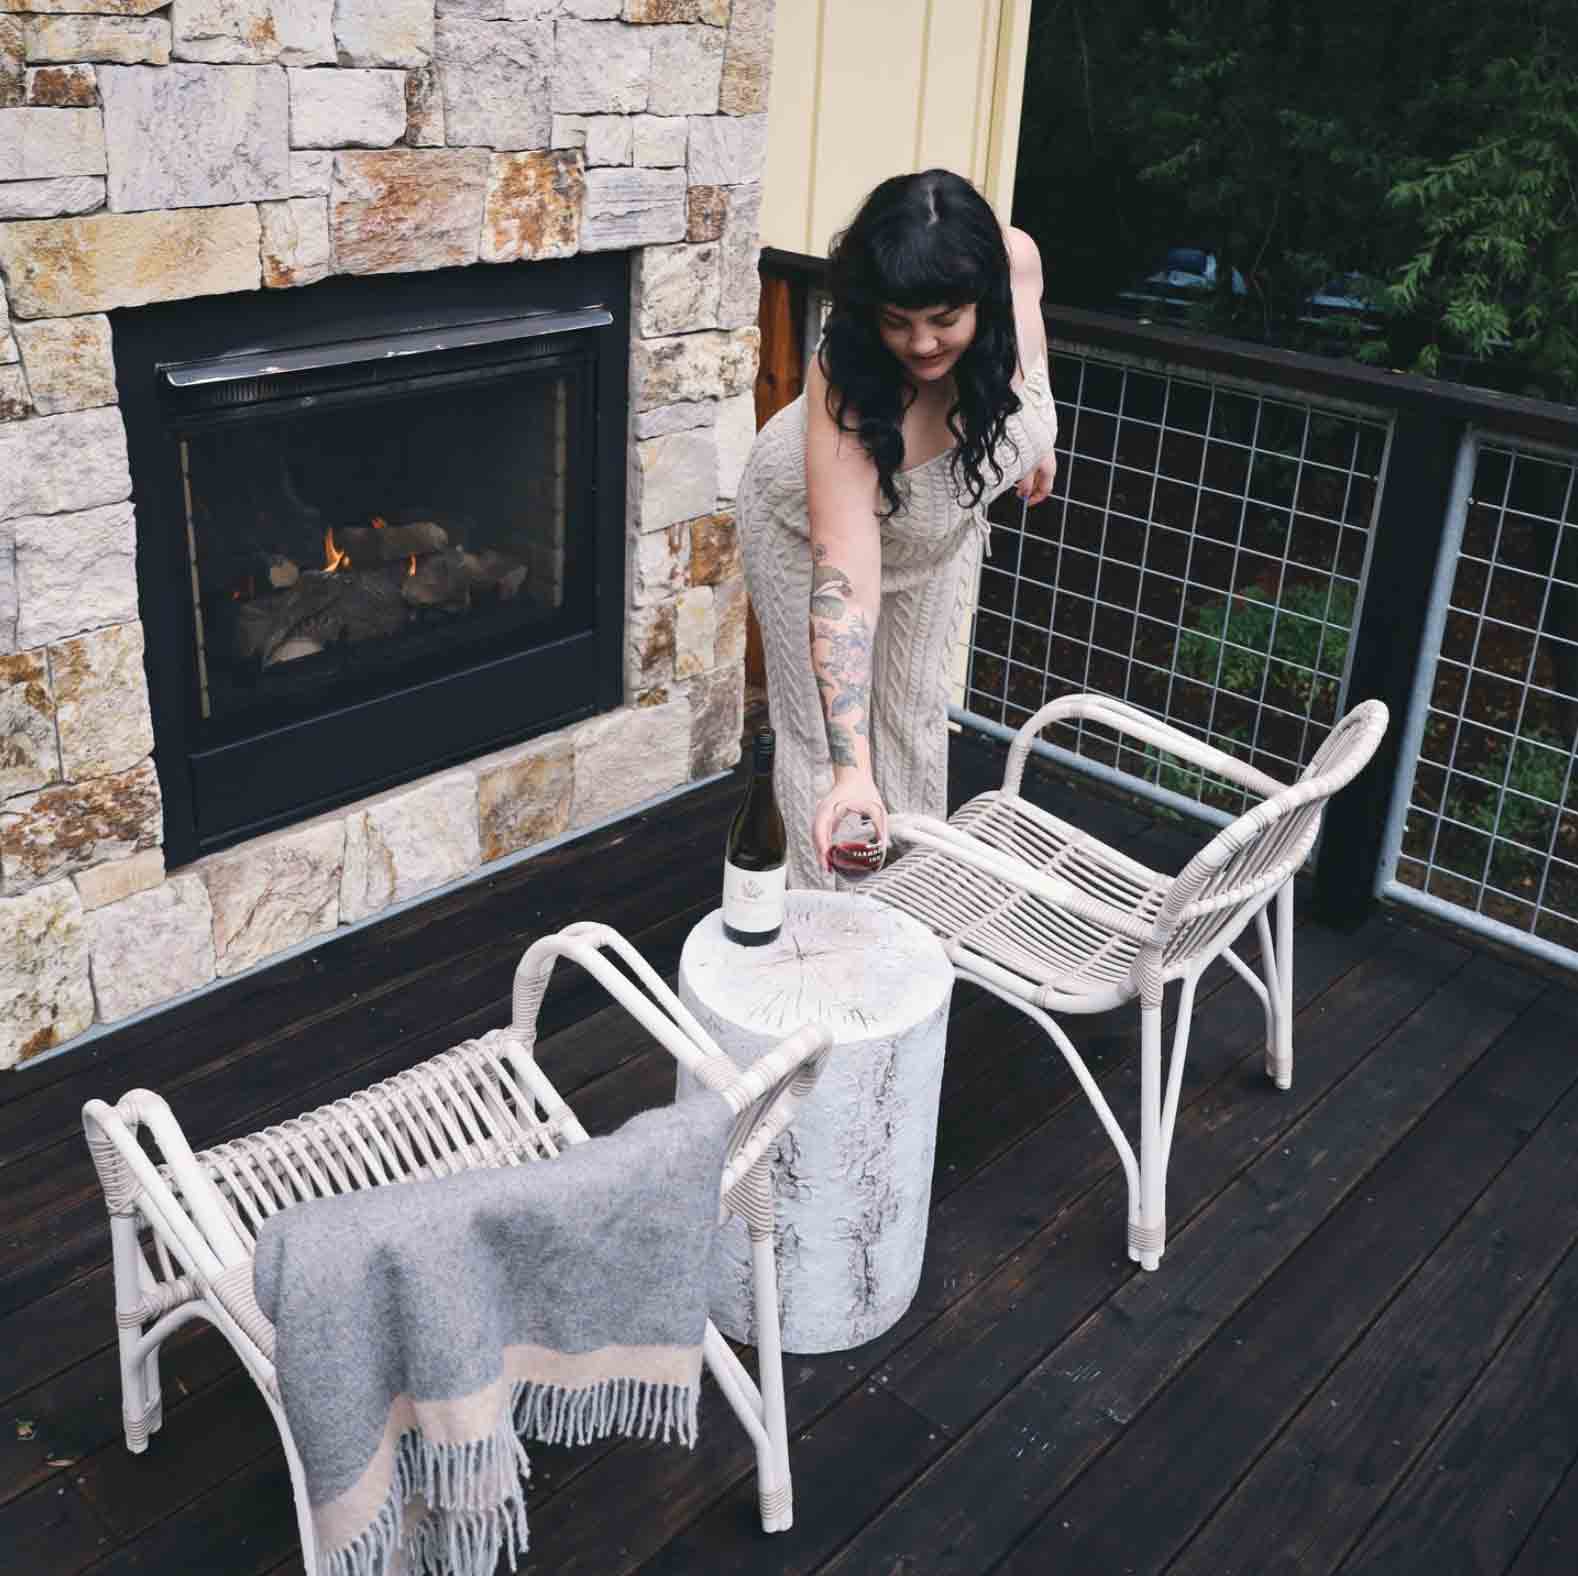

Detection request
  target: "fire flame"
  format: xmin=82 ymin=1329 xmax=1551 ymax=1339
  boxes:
xmin=323 ymin=527 xmax=349 ymax=573
xmin=407 ymin=554 xmax=417 ymax=577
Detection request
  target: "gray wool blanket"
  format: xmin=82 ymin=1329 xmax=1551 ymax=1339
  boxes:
xmin=252 ymin=1090 xmax=736 ymax=1576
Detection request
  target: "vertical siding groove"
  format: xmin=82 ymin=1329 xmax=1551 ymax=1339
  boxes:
xmin=967 ymin=0 xmax=995 ymax=185
xmin=804 ymin=0 xmax=830 ymax=254
xmin=913 ymin=0 xmax=936 ymax=173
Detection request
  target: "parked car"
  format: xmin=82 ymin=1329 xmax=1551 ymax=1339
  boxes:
xmin=1298 ymin=272 xmax=1385 ymax=334
xmin=1115 ymin=246 xmax=1248 ymax=321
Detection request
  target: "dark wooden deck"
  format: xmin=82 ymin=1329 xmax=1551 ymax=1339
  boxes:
xmin=3 ymin=733 xmax=1576 ymax=1576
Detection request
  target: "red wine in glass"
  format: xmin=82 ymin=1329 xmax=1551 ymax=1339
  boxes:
xmin=827 ymin=813 xmax=885 ymax=879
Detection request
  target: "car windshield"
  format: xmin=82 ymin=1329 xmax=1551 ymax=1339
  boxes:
xmin=1165 ymin=248 xmax=1210 ymax=274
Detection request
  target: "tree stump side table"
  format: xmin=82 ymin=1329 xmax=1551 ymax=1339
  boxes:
xmin=678 ymin=890 xmax=953 ymax=1354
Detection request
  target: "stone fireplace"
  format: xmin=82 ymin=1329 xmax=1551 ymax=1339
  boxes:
xmin=0 ymin=0 xmax=773 ymax=1067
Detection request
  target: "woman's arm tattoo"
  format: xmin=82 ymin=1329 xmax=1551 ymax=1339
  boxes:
xmin=809 ymin=555 xmax=874 ymax=770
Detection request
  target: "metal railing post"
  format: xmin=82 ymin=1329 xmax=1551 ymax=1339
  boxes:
xmin=1312 ymin=409 xmax=1469 ymax=928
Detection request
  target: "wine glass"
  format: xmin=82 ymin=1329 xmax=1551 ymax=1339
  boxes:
xmin=827 ymin=810 xmax=886 ymax=881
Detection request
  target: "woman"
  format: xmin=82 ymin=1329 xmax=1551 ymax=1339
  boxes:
xmin=738 ymin=168 xmax=1060 ymax=887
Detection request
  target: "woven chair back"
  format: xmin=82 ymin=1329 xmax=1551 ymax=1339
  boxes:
xmin=1149 ymin=699 xmax=1390 ymax=979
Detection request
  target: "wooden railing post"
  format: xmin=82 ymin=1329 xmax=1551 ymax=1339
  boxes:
xmin=1312 ymin=410 xmax=1469 ymax=928
xmin=744 ymin=268 xmax=810 ymax=695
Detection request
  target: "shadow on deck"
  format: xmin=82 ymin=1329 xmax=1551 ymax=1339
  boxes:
xmin=2 ymin=733 xmax=1575 ymax=1575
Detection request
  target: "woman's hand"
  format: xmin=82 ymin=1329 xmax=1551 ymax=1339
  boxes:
xmin=812 ymin=769 xmax=888 ymax=873
xmin=1016 ymin=451 xmax=1058 ymax=508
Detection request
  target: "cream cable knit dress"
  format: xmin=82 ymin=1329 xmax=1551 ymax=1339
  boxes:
xmin=739 ymin=361 xmax=1060 ymax=889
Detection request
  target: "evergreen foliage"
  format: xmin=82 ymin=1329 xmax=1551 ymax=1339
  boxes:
xmin=1013 ymin=0 xmax=1578 ymax=400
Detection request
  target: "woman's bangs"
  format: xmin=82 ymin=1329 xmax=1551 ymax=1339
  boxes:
xmin=869 ymin=230 xmax=985 ymax=310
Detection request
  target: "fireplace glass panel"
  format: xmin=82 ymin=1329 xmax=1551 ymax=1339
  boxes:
xmin=181 ymin=364 xmax=577 ymax=725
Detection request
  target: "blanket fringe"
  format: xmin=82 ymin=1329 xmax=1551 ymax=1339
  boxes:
xmin=513 ymin=1373 xmax=700 ymax=1451
xmin=318 ymin=1377 xmax=699 ymax=1576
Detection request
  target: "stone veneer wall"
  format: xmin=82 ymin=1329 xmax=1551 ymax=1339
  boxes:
xmin=0 ymin=0 xmax=775 ymax=1068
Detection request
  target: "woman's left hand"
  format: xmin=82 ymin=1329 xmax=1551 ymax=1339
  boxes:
xmin=1016 ymin=453 xmax=1057 ymax=508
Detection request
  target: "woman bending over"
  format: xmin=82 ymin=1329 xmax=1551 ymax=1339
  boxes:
xmin=737 ymin=168 xmax=1060 ymax=886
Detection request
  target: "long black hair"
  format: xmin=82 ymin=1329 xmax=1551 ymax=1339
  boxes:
xmin=819 ymin=169 xmax=1020 ymax=515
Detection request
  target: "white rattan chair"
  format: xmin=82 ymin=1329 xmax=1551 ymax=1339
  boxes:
xmin=81 ymin=921 xmax=833 ymax=1568
xmin=869 ymin=693 xmax=1389 ymax=1271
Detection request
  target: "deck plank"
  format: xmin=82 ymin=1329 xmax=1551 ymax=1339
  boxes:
xmin=1506 ymin=1457 xmax=1578 ymax=1575
xmin=0 ymin=1473 xmax=115 ymax=1573
xmin=73 ymin=1457 xmax=300 ymax=1576
xmin=73 ymin=1370 xmax=280 ymax=1541
xmin=0 ymin=1306 xmax=236 ymax=1509
xmin=637 ymin=1386 xmax=944 ymax=1576
xmin=1336 ymin=1243 xmax=1578 ymax=1576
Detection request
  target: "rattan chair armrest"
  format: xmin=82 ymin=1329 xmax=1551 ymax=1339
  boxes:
xmin=82 ymin=1094 xmax=248 ymax=1275
xmin=1003 ymin=692 xmax=1288 ymax=801
xmin=888 ymin=812 xmax=1157 ymax=944
xmin=719 ymin=1022 xmax=833 ymax=1193
xmin=510 ymin=923 xmax=833 ymax=1187
xmin=511 ymin=924 xmax=735 ymax=1092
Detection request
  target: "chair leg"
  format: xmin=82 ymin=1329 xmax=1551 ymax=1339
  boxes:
xmin=1131 ymin=998 xmax=1166 ymax=1272
xmin=268 ymin=1392 xmax=321 ymax=1572
xmin=1253 ymin=884 xmax=1296 ymax=1090
xmin=955 ymin=972 xmax=1143 ymax=1269
xmin=748 ymin=1204 xmax=793 ymax=1532
xmin=109 ymin=1215 xmax=163 ymax=1452
xmin=1270 ymin=882 xmax=1295 ymax=1090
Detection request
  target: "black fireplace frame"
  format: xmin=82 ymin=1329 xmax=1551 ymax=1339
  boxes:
xmin=113 ymin=257 xmax=629 ymax=867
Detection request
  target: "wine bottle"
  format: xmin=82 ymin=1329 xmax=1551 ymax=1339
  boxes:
xmin=723 ymin=728 xmax=787 ymax=946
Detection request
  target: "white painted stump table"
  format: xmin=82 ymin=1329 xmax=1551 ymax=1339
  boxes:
xmin=678 ymin=890 xmax=953 ymax=1354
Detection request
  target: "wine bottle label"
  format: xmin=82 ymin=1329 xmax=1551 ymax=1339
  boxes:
xmin=722 ymin=859 xmax=786 ymax=933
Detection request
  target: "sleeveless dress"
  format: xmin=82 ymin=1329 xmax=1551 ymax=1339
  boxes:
xmin=738 ymin=360 xmax=1060 ymax=889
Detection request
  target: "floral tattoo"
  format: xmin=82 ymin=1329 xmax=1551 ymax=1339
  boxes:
xmin=809 ymin=556 xmax=872 ymax=769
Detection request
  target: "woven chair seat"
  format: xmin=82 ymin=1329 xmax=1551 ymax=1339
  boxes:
xmin=177 ymin=1030 xmax=584 ymax=1251
xmin=866 ymin=790 xmax=1170 ymax=1006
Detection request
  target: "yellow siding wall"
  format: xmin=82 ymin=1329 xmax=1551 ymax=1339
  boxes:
xmin=760 ymin=0 xmax=1032 ymax=258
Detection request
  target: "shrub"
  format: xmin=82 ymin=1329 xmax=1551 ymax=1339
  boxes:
xmin=1177 ymin=579 xmax=1357 ymax=708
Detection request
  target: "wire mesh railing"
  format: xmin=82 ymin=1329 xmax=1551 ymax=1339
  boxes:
xmin=1378 ymin=434 xmax=1578 ymax=965
xmin=961 ymin=345 xmax=1390 ymax=820
xmin=761 ymin=255 xmax=1578 ymax=970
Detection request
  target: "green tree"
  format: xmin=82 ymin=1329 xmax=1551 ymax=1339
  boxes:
xmin=1012 ymin=0 xmax=1578 ymax=401
xmin=1378 ymin=42 xmax=1578 ymax=399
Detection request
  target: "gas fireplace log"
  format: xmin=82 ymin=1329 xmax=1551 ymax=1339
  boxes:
xmin=236 ymin=565 xmax=411 ymax=667
xmin=337 ymin=521 xmax=449 ymax=564
xmin=265 ymin=554 xmax=300 ymax=590
xmin=235 ymin=574 xmax=343 ymax=663
xmin=402 ymin=548 xmax=471 ymax=611
xmin=459 ymin=549 xmax=529 ymax=600
xmin=227 ymin=551 xmax=301 ymax=595
xmin=269 ymin=635 xmax=325 ymax=663
xmin=292 ymin=570 xmax=408 ymax=657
